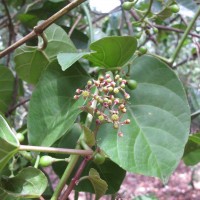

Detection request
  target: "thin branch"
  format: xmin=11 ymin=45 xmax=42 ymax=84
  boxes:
xmin=19 ymin=145 xmax=93 ymax=156
xmin=60 ymin=157 xmax=90 ymax=200
xmin=120 ymin=0 xmax=133 ymax=35
xmin=68 ymin=14 xmax=82 ymax=37
xmin=129 ymin=9 xmax=140 ymax=21
xmin=6 ymin=98 xmax=30 ymax=117
xmin=155 ymin=24 xmax=200 ymax=39
xmin=0 ymin=0 xmax=86 ymax=59
xmin=140 ymin=0 xmax=153 ymax=21
xmin=170 ymin=6 xmax=200 ymax=64
xmin=1 ymin=0 xmax=15 ymax=65
xmin=191 ymin=109 xmax=200 ymax=120
xmin=173 ymin=54 xmax=197 ymax=68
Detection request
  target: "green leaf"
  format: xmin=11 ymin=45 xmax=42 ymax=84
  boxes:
xmin=75 ymin=159 xmax=125 ymax=194
xmin=97 ymin=55 xmax=190 ymax=182
xmin=0 ymin=115 xmax=19 ymax=172
xmin=57 ymin=52 xmax=89 ymax=71
xmin=87 ymin=168 xmax=108 ymax=200
xmin=0 ymin=167 xmax=47 ymax=198
xmin=85 ymin=36 xmax=137 ymax=68
xmin=52 ymin=125 xmax=126 ymax=194
xmin=0 ymin=65 xmax=15 ymax=113
xmin=14 ymin=23 xmax=76 ymax=84
xmin=28 ymin=61 xmax=89 ymax=146
xmin=183 ymin=133 xmax=200 ymax=166
xmin=81 ymin=125 xmax=95 ymax=147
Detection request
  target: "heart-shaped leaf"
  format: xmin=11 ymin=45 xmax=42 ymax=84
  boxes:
xmin=97 ymin=55 xmax=190 ymax=182
xmin=14 ymin=23 xmax=76 ymax=84
xmin=0 ymin=115 xmax=19 ymax=172
xmin=87 ymin=168 xmax=108 ymax=200
xmin=0 ymin=65 xmax=15 ymax=113
xmin=85 ymin=36 xmax=137 ymax=68
xmin=0 ymin=167 xmax=47 ymax=198
xmin=28 ymin=61 xmax=89 ymax=146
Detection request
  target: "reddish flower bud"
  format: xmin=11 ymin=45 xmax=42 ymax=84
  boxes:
xmin=76 ymin=89 xmax=81 ymax=94
xmin=124 ymin=119 xmax=131 ymax=124
xmin=105 ymin=74 xmax=110 ymax=78
xmin=114 ymin=98 xmax=120 ymax=104
xmin=124 ymin=93 xmax=130 ymax=99
xmin=118 ymin=132 xmax=124 ymax=137
xmin=74 ymin=95 xmax=79 ymax=100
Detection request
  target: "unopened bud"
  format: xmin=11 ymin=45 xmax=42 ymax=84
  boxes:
xmin=108 ymin=100 xmax=112 ymax=105
xmin=107 ymin=78 xmax=112 ymax=83
xmin=111 ymin=114 xmax=119 ymax=121
xmin=114 ymin=98 xmax=120 ymax=104
xmin=114 ymin=88 xmax=119 ymax=94
xmin=103 ymin=102 xmax=109 ymax=108
xmin=103 ymin=87 xmax=108 ymax=92
xmin=115 ymin=75 xmax=120 ymax=80
xmin=96 ymin=110 xmax=101 ymax=115
xmin=122 ymin=80 xmax=127 ymax=84
xmin=96 ymin=119 xmax=101 ymax=125
xmin=110 ymin=95 xmax=115 ymax=101
xmin=87 ymin=80 xmax=92 ymax=86
xmin=74 ymin=95 xmax=79 ymax=100
xmin=124 ymin=93 xmax=130 ymax=99
xmin=108 ymin=86 xmax=113 ymax=92
xmin=104 ymin=98 xmax=109 ymax=102
xmin=113 ymin=122 xmax=119 ymax=129
xmin=82 ymin=90 xmax=90 ymax=98
xmin=118 ymin=132 xmax=124 ymax=137
xmin=121 ymin=108 xmax=127 ymax=113
xmin=76 ymin=89 xmax=81 ymax=94
xmin=98 ymin=115 xmax=105 ymax=121
xmin=124 ymin=119 xmax=131 ymax=124
xmin=111 ymin=81 xmax=116 ymax=87
xmin=119 ymin=104 xmax=125 ymax=109
xmin=121 ymin=83 xmax=126 ymax=88
xmin=99 ymin=76 xmax=104 ymax=82
xmin=119 ymin=78 xmax=123 ymax=82
xmin=105 ymin=74 xmax=110 ymax=78
xmin=98 ymin=98 xmax=103 ymax=103
xmin=94 ymin=80 xmax=100 ymax=87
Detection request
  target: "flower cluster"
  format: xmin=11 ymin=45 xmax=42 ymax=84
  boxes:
xmin=74 ymin=73 xmax=131 ymax=137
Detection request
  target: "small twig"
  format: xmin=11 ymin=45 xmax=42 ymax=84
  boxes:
xmin=172 ymin=54 xmax=197 ymax=68
xmin=19 ymin=145 xmax=93 ymax=156
xmin=129 ymin=9 xmax=140 ymax=21
xmin=59 ymin=157 xmax=91 ymax=200
xmin=170 ymin=6 xmax=200 ymax=64
xmin=191 ymin=109 xmax=200 ymax=120
xmin=1 ymin=0 xmax=15 ymax=65
xmin=0 ymin=0 xmax=86 ymax=59
xmin=140 ymin=0 xmax=153 ymax=21
xmin=120 ymin=0 xmax=133 ymax=35
xmin=6 ymin=98 xmax=30 ymax=117
xmin=155 ymin=24 xmax=200 ymax=39
xmin=68 ymin=14 xmax=82 ymax=37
